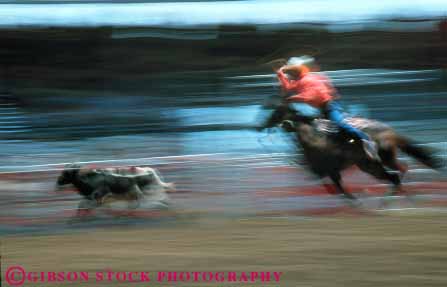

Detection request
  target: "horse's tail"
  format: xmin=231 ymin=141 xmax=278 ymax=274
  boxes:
xmin=395 ymin=135 xmax=443 ymax=170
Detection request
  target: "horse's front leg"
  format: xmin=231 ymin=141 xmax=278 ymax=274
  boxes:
xmin=328 ymin=173 xmax=361 ymax=207
xmin=259 ymin=104 xmax=290 ymax=130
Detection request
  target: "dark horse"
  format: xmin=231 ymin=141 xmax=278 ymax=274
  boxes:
xmin=260 ymin=103 xmax=442 ymax=203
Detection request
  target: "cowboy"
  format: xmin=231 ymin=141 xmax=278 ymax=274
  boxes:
xmin=276 ymin=56 xmax=379 ymax=160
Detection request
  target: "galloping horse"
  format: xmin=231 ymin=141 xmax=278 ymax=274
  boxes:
xmin=259 ymin=80 xmax=442 ymax=204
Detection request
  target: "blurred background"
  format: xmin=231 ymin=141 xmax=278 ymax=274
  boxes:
xmin=1 ymin=1 xmax=447 ymax=286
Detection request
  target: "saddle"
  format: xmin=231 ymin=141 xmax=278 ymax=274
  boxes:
xmin=283 ymin=111 xmax=389 ymax=145
xmin=312 ymin=117 xmax=370 ymax=134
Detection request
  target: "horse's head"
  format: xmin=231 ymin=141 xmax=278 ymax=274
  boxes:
xmin=260 ymin=103 xmax=315 ymax=132
xmin=57 ymin=163 xmax=82 ymax=186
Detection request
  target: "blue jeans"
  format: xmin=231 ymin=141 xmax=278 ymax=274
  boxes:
xmin=323 ymin=101 xmax=369 ymax=140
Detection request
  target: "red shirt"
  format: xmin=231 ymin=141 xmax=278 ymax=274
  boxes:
xmin=277 ymin=71 xmax=335 ymax=108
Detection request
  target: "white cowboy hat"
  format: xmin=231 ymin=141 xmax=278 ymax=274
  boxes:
xmin=287 ymin=55 xmax=315 ymax=67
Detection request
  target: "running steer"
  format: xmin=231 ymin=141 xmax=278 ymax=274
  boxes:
xmin=56 ymin=164 xmax=175 ymax=215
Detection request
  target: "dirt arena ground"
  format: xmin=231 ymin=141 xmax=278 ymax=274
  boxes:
xmin=3 ymin=213 xmax=447 ymax=287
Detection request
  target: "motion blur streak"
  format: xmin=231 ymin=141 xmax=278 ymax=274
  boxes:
xmin=0 ymin=1 xmax=446 ymax=27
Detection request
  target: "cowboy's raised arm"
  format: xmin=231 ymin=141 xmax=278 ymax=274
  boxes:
xmin=277 ymin=67 xmax=299 ymax=91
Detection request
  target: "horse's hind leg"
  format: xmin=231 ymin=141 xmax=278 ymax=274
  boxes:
xmin=356 ymin=159 xmax=415 ymax=209
xmin=357 ymin=159 xmax=403 ymax=196
xmin=379 ymin=146 xmax=408 ymax=176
